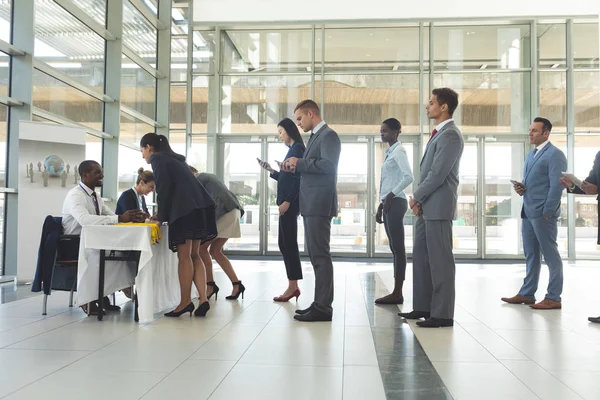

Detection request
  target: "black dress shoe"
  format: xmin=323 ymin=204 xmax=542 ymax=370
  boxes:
xmin=588 ymin=316 xmax=600 ymax=324
xmin=294 ymin=309 xmax=332 ymax=322
xmin=295 ymin=305 xmax=314 ymax=315
xmin=102 ymin=296 xmax=121 ymax=311
xmin=416 ymin=317 xmax=454 ymax=328
xmin=398 ymin=310 xmax=430 ymax=320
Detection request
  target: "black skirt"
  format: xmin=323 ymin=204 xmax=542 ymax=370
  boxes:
xmin=168 ymin=207 xmax=218 ymax=252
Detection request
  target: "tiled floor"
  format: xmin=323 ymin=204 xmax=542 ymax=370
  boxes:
xmin=0 ymin=260 xmax=598 ymax=399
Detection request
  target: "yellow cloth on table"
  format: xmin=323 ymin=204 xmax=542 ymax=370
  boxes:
xmin=115 ymin=223 xmax=162 ymax=244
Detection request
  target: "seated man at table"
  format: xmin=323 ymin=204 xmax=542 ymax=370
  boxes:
xmin=62 ymin=160 xmax=146 ymax=315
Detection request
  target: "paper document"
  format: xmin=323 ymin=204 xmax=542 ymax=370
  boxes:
xmin=561 ymin=172 xmax=583 ymax=187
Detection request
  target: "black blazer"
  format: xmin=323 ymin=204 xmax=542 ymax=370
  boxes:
xmin=568 ymin=151 xmax=600 ymax=244
xmin=115 ymin=188 xmax=148 ymax=215
xmin=270 ymin=141 xmax=305 ymax=207
xmin=151 ymin=152 xmax=216 ymax=224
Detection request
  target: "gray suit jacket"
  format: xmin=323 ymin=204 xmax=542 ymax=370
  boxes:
xmin=296 ymin=124 xmax=341 ymax=217
xmin=413 ymin=121 xmax=464 ymax=221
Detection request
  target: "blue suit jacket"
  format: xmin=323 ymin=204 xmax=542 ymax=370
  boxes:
xmin=521 ymin=142 xmax=567 ymax=219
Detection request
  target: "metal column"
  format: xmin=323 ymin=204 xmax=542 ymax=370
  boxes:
xmin=566 ymin=20 xmax=576 ymax=260
xmin=156 ymin=0 xmax=172 ymax=136
xmin=5 ymin=0 xmax=35 ymax=276
xmin=102 ymin=0 xmax=124 ymax=203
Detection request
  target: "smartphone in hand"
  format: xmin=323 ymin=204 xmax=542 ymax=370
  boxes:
xmin=510 ymin=180 xmax=523 ymax=187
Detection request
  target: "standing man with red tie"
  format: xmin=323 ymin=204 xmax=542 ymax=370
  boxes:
xmin=399 ymin=88 xmax=464 ymax=328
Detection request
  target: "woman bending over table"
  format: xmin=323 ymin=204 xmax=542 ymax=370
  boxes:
xmin=141 ymin=133 xmax=217 ymax=318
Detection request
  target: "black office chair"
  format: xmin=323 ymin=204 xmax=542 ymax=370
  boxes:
xmin=32 ymin=216 xmax=80 ymax=315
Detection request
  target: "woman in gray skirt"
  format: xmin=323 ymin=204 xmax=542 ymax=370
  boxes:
xmin=375 ymin=118 xmax=413 ymax=305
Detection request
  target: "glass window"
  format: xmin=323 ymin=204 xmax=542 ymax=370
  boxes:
xmin=0 ymin=193 xmax=4 ymax=273
xmin=192 ymin=76 xmax=208 ymax=133
xmin=222 ymin=29 xmax=312 ymax=73
xmin=34 ymin=0 xmax=106 ymax=90
xmin=171 ymin=7 xmax=188 ymax=35
xmin=0 ymin=103 xmax=6 ymax=187
xmin=193 ymin=31 xmax=215 ymax=74
xmin=121 ymin=54 xmax=156 ymax=120
xmin=86 ymin=134 xmax=102 ymax=163
xmin=433 ymin=72 xmax=531 ymax=133
xmin=0 ymin=0 xmax=11 ymax=43
xmin=221 ymin=75 xmax=311 ymax=134
xmin=171 ymin=37 xmax=187 ymax=82
xmin=71 ymin=0 xmax=106 ymax=27
xmin=170 ymin=83 xmax=186 ymax=131
xmin=573 ymin=135 xmax=600 ymax=258
xmin=118 ymin=144 xmax=149 ymax=200
xmin=538 ymin=24 xmax=566 ymax=68
xmin=320 ymin=74 xmax=420 ymax=134
xmin=32 ymin=69 xmax=104 ymax=131
xmin=120 ymin=112 xmax=154 ymax=148
xmin=169 ymin=130 xmax=186 ymax=156
xmin=434 ymin=25 xmax=531 ymax=70
xmin=539 ymin=71 xmax=566 ymax=132
xmin=575 ymin=71 xmax=600 ymax=132
xmin=573 ymin=23 xmax=599 ymax=69
xmin=0 ymin=50 xmax=8 ymax=96
xmin=324 ymin=27 xmax=420 ymax=71
xmin=187 ymin=135 xmax=208 ymax=171
xmin=123 ymin=0 xmax=158 ymax=65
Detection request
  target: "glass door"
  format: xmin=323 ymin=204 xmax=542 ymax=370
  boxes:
xmin=219 ymin=138 xmax=263 ymax=253
xmin=333 ymin=140 xmax=369 ymax=254
xmin=482 ymin=139 xmax=528 ymax=257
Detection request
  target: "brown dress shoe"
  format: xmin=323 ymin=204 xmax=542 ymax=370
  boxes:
xmin=530 ymin=298 xmax=562 ymax=310
xmin=501 ymin=295 xmax=535 ymax=305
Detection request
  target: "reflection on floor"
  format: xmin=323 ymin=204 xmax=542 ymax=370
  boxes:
xmin=0 ymin=260 xmax=598 ymax=399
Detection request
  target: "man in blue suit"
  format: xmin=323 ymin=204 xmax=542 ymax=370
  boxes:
xmin=502 ymin=117 xmax=567 ymax=310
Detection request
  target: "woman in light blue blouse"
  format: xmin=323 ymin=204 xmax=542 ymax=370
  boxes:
xmin=375 ymin=118 xmax=414 ymax=305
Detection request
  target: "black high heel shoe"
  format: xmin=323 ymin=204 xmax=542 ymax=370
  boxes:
xmin=226 ymin=281 xmax=246 ymax=300
xmin=164 ymin=302 xmax=194 ymax=317
xmin=207 ymin=281 xmax=220 ymax=300
xmin=194 ymin=301 xmax=210 ymax=317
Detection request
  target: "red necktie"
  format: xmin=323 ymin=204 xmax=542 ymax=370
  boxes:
xmin=428 ymin=129 xmax=438 ymax=144
xmin=91 ymin=192 xmax=100 ymax=215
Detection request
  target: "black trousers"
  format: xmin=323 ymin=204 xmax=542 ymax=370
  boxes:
xmin=278 ymin=206 xmax=303 ymax=281
xmin=383 ymin=197 xmax=408 ymax=280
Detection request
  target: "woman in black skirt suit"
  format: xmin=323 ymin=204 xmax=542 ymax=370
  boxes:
xmin=140 ymin=133 xmax=217 ymax=317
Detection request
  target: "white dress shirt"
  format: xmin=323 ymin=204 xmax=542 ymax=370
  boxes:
xmin=435 ymin=118 xmax=454 ymax=133
xmin=131 ymin=187 xmax=143 ymax=210
xmin=379 ymin=141 xmax=414 ymax=201
xmin=62 ymin=183 xmax=118 ymax=235
xmin=313 ymin=120 xmax=326 ymax=134
xmin=534 ymin=140 xmax=550 ymax=158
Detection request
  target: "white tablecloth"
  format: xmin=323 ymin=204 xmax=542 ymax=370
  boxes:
xmin=77 ymin=224 xmax=183 ymax=323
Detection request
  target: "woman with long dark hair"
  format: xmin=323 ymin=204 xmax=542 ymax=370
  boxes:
xmin=375 ymin=118 xmax=413 ymax=304
xmin=258 ymin=118 xmax=305 ymax=302
xmin=140 ymin=133 xmax=217 ymax=317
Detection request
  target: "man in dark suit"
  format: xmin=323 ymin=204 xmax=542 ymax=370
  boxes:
xmin=282 ymin=100 xmax=341 ymax=322
xmin=560 ymin=151 xmax=600 ymax=323
xmin=399 ymin=88 xmax=464 ymax=328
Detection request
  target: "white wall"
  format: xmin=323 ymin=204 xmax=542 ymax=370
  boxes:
xmin=194 ymin=0 xmax=600 ymax=23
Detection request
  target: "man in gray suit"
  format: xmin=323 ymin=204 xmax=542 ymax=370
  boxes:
xmin=399 ymin=88 xmax=464 ymax=328
xmin=282 ymin=100 xmax=341 ymax=322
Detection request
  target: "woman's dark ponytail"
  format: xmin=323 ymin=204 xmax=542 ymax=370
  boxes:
xmin=140 ymin=132 xmax=185 ymax=162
